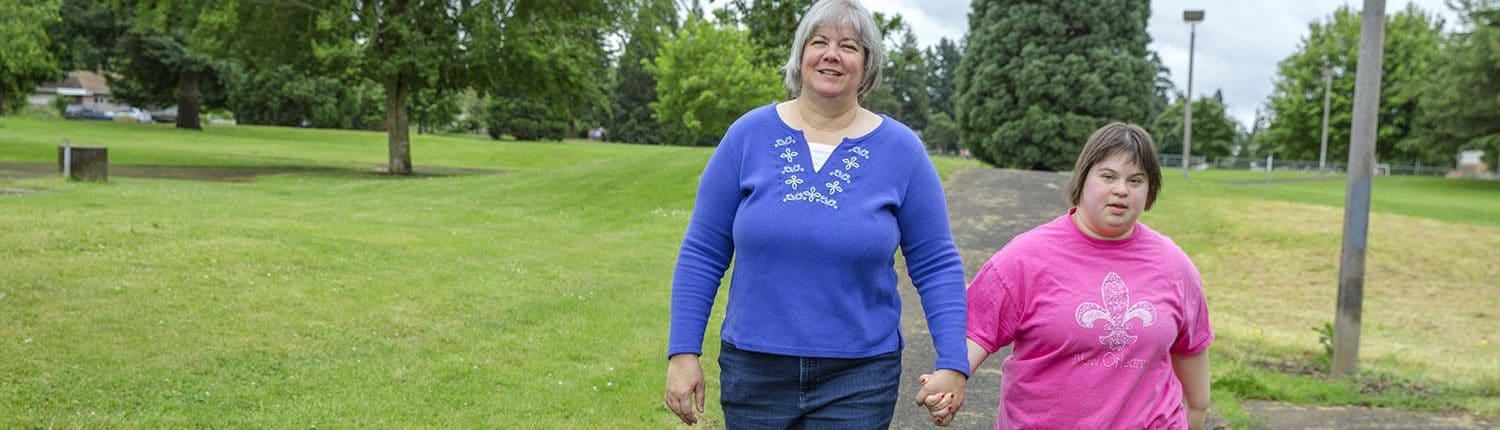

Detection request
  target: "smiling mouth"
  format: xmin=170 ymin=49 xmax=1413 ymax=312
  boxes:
xmin=817 ymin=69 xmax=843 ymax=76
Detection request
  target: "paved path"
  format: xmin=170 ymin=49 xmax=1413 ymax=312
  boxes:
xmin=893 ymin=168 xmax=1069 ymax=429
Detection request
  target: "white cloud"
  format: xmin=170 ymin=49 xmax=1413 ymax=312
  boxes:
xmin=857 ymin=0 xmax=1456 ymax=128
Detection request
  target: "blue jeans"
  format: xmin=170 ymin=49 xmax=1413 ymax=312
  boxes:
xmin=718 ymin=342 xmax=902 ymax=429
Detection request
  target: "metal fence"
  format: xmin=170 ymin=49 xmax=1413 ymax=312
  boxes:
xmin=1156 ymin=154 xmax=1455 ymax=177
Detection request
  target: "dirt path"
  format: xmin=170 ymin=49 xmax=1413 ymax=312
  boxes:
xmin=892 ymin=167 xmax=1497 ymax=429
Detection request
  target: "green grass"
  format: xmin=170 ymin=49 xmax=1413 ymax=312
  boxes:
xmin=1148 ymin=169 xmax=1500 ymax=427
xmin=1 ymin=117 xmax=1494 ymax=428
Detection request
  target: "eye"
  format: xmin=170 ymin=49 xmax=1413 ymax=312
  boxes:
xmin=841 ymin=43 xmax=859 ymax=52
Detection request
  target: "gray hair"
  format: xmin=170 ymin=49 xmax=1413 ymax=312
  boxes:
xmin=781 ymin=0 xmax=884 ymax=99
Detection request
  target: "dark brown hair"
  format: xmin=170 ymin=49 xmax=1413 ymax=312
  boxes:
xmin=1065 ymin=122 xmax=1163 ymax=210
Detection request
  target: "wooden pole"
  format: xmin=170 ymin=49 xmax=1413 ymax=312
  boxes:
xmin=1333 ymin=0 xmax=1386 ymax=377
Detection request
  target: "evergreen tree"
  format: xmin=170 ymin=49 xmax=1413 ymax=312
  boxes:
xmin=110 ymin=0 xmax=237 ymax=130
xmin=1413 ymin=0 xmax=1500 ymax=168
xmin=956 ymin=0 xmax=1156 ymax=170
xmin=924 ymin=37 xmax=962 ymax=119
xmin=865 ymin=25 xmax=929 ymax=131
xmin=1263 ymin=4 xmax=1443 ymax=164
xmin=610 ymin=0 xmax=681 ymax=144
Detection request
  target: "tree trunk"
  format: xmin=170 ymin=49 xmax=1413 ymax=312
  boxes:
xmin=0 ymin=84 xmax=8 ymax=116
xmin=176 ymin=70 xmax=202 ymax=130
xmin=386 ymin=76 xmax=413 ymax=175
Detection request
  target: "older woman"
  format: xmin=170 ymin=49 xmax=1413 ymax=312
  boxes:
xmin=663 ymin=0 xmax=969 ymax=427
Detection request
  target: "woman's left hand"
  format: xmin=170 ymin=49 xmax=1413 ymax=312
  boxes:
xmin=915 ymin=369 xmax=966 ymax=426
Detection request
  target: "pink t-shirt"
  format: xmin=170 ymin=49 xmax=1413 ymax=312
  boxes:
xmin=967 ymin=211 xmax=1213 ymax=429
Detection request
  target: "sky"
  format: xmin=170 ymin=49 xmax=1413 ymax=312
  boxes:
xmin=854 ymin=0 xmax=1458 ymax=128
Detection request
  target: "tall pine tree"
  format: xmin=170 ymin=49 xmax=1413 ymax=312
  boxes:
xmin=956 ymin=0 xmax=1155 ymax=170
xmin=924 ymin=37 xmax=962 ymax=119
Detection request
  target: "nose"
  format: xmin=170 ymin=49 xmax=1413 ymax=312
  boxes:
xmin=1111 ymin=182 xmax=1129 ymax=196
xmin=819 ymin=46 xmax=840 ymax=63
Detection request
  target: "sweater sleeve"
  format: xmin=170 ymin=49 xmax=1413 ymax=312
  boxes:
xmin=666 ymin=130 xmax=744 ymax=358
xmin=896 ymin=147 xmax=970 ymax=376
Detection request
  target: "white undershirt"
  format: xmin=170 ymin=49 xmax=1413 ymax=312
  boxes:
xmin=807 ymin=142 xmax=837 ymax=172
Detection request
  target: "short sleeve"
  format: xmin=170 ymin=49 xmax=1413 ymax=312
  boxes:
xmin=1170 ymin=259 xmax=1213 ymax=355
xmin=966 ymin=255 xmax=1019 ymax=354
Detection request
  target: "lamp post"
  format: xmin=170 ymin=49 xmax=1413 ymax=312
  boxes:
xmin=1319 ymin=67 xmax=1334 ymax=176
xmin=1182 ymin=9 xmax=1204 ymax=180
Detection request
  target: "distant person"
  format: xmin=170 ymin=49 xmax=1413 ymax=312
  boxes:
xmin=921 ymin=123 xmax=1213 ymax=429
xmin=663 ymin=0 xmax=969 ymax=427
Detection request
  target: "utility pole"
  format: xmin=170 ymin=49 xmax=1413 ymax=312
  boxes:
xmin=1319 ymin=68 xmax=1334 ymax=177
xmin=1182 ymin=10 xmax=1204 ymax=180
xmin=1333 ymin=0 xmax=1385 ymax=377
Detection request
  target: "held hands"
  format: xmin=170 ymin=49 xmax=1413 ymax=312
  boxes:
xmin=915 ymin=369 xmax=967 ymax=427
xmin=664 ymin=354 xmax=706 ymax=425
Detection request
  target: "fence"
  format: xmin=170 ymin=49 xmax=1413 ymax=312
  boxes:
xmin=1156 ymin=154 xmax=1454 ymax=177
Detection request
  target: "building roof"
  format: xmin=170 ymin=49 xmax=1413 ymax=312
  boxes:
xmin=36 ymin=70 xmax=111 ymax=96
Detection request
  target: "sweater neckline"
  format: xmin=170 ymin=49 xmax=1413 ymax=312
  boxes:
xmin=770 ymin=102 xmax=889 ymax=146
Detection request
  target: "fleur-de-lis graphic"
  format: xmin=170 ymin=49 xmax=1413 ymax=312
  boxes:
xmin=831 ymin=170 xmax=852 ymax=183
xmin=826 ymin=181 xmax=844 ymax=194
xmin=784 ymin=175 xmax=804 ymax=189
xmin=850 ymin=146 xmax=870 ymax=159
xmin=842 ymin=157 xmax=860 ymax=170
xmin=780 ymin=148 xmax=799 ymax=163
xmin=1075 ymin=272 xmax=1157 ymax=351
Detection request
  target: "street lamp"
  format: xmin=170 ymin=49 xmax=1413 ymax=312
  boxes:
xmin=1182 ymin=9 xmax=1204 ymax=180
xmin=1319 ymin=67 xmax=1334 ymax=176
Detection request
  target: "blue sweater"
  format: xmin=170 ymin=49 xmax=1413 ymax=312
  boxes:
xmin=668 ymin=104 xmax=969 ymax=375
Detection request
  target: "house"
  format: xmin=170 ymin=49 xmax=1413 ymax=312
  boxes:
xmin=30 ymin=70 xmax=114 ymax=109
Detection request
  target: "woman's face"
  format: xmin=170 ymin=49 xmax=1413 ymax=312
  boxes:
xmin=799 ymin=24 xmax=865 ymax=100
xmin=1073 ymin=152 xmax=1150 ymax=240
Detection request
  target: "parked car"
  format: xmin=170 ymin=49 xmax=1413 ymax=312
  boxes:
xmin=63 ymin=104 xmax=111 ymax=121
xmin=111 ymin=107 xmax=154 ymax=123
xmin=150 ymin=106 xmax=177 ymax=123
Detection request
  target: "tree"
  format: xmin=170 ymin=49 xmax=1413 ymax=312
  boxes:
xmin=1263 ymin=4 xmax=1444 ymax=164
xmin=471 ymin=0 xmax=614 ymax=141
xmin=609 ymin=0 xmax=682 ymax=144
xmin=956 ymin=0 xmax=1156 ymax=170
xmin=865 ymin=25 xmax=929 ymax=131
xmin=46 ymin=0 xmax=125 ymax=74
xmin=1 ymin=0 xmax=62 ymax=116
xmin=1413 ymin=0 xmax=1500 ymax=167
xmin=110 ymin=0 xmax=237 ymax=130
xmin=729 ymin=0 xmax=817 ymax=69
xmin=1151 ymin=91 xmax=1238 ymax=160
xmin=925 ymin=37 xmax=962 ymax=119
xmin=924 ymin=111 xmax=961 ymax=154
xmin=648 ymin=16 xmax=782 ymax=145
xmin=1145 ymin=52 xmax=1176 ymax=125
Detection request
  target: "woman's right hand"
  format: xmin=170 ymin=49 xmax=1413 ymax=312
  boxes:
xmin=664 ymin=353 xmax=706 ymax=425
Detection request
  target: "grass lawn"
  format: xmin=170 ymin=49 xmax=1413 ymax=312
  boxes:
xmin=1149 ymin=170 xmax=1500 ymax=424
xmin=2 ymin=117 xmax=1496 ymax=427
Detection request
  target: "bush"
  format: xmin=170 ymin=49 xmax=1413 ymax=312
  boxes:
xmin=484 ymin=96 xmax=567 ymax=141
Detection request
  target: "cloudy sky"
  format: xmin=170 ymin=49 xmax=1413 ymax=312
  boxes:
xmin=855 ymin=0 xmax=1457 ymax=128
